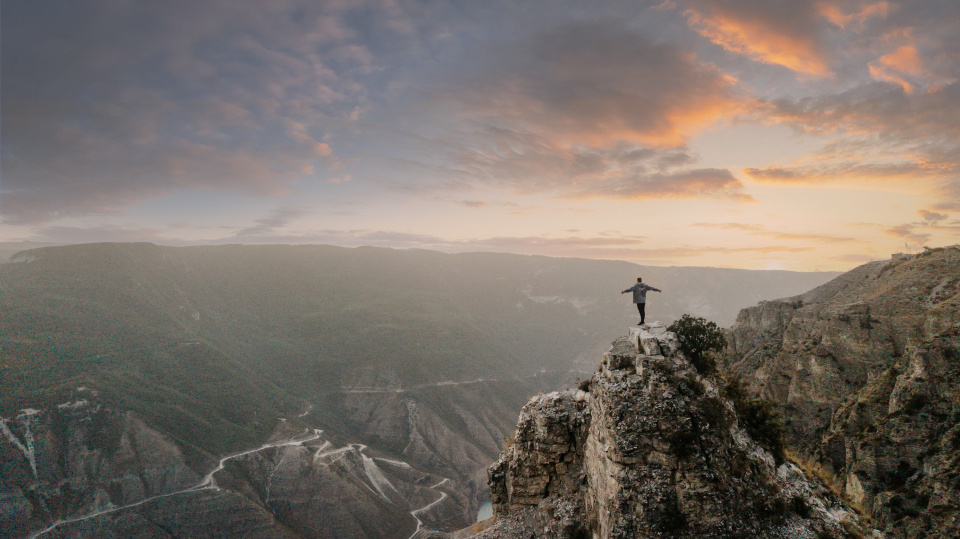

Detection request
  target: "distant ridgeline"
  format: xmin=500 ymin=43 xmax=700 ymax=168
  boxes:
xmin=0 ymin=242 xmax=838 ymax=537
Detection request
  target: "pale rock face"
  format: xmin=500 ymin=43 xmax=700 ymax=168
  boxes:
xmin=478 ymin=332 xmax=866 ymax=538
xmin=628 ymin=322 xmax=680 ymax=358
xmin=725 ymin=246 xmax=960 ymax=538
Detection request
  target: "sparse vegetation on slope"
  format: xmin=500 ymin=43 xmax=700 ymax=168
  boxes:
xmin=722 ymin=375 xmax=787 ymax=464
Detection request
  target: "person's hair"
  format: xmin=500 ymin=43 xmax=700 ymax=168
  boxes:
xmin=637 ymin=277 xmax=643 ymax=282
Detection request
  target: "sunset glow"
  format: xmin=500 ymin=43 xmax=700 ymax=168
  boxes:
xmin=2 ymin=0 xmax=959 ymax=271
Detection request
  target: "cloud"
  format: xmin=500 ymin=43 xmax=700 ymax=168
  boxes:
xmin=691 ymin=222 xmax=856 ymax=243
xmin=918 ymin=209 xmax=947 ymax=223
xmin=885 ymin=223 xmax=931 ymax=245
xmin=869 ymin=43 xmax=928 ymax=93
xmin=235 ymin=206 xmax=310 ymax=237
xmin=933 ymin=200 xmax=960 ymax=212
xmin=818 ymin=2 xmax=892 ymax=30
xmin=439 ymin=20 xmax=747 ymax=149
xmin=1 ymin=97 xmax=331 ymax=223
xmin=429 ymin=130 xmax=753 ymax=201
xmin=196 ymin=227 xmax=809 ymax=261
xmin=380 ymin=20 xmax=757 ymax=203
xmin=750 ymin=77 xmax=960 ymax=206
xmin=742 ymin=158 xmax=937 ymax=184
xmin=678 ymin=0 xmax=833 ymax=75
xmin=457 ymin=200 xmax=489 ymax=208
xmin=566 ymin=168 xmax=755 ymax=202
xmin=0 ymin=0 xmax=426 ymax=224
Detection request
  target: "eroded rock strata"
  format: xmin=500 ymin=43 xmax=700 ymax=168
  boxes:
xmin=0 ymin=397 xmax=470 ymax=538
xmin=478 ymin=324 xmax=865 ymax=538
xmin=724 ymin=246 xmax=960 ymax=537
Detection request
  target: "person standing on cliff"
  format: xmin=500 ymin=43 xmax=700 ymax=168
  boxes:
xmin=622 ymin=277 xmax=661 ymax=326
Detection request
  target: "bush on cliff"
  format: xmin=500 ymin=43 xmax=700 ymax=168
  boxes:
xmin=722 ymin=375 xmax=787 ymax=464
xmin=668 ymin=314 xmax=726 ymax=374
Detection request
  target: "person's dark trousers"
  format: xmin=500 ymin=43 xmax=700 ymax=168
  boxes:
xmin=636 ymin=302 xmax=646 ymax=324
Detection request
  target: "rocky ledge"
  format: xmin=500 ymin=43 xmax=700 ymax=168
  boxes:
xmin=474 ymin=323 xmax=875 ymax=538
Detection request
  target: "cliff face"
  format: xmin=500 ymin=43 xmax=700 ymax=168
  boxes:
xmin=725 ymin=247 xmax=960 ymax=453
xmin=480 ymin=324 xmax=866 ymax=538
xmin=818 ymin=327 xmax=960 ymax=536
xmin=724 ymin=247 xmax=960 ymax=537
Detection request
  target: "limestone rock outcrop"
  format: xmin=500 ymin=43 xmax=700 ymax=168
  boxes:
xmin=724 ymin=246 xmax=960 ymax=537
xmin=816 ymin=326 xmax=960 ymax=537
xmin=725 ymin=246 xmax=960 ymax=453
xmin=479 ymin=327 xmax=865 ymax=538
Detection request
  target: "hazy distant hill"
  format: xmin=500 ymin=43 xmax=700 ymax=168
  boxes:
xmin=0 ymin=242 xmax=838 ymax=537
xmin=0 ymin=242 xmax=838 ymax=427
xmin=0 ymin=242 xmax=63 ymax=262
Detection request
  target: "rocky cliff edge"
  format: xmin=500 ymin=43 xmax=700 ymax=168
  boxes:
xmin=723 ymin=245 xmax=960 ymax=537
xmin=473 ymin=323 xmax=875 ymax=538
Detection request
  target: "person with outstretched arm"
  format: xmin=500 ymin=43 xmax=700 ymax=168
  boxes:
xmin=622 ymin=277 xmax=661 ymax=326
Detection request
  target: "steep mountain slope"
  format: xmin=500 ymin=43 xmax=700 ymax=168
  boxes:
xmin=473 ymin=328 xmax=870 ymax=538
xmin=0 ymin=242 xmax=838 ymax=537
xmin=0 ymin=398 xmax=463 ymax=538
xmin=724 ymin=246 xmax=960 ymax=536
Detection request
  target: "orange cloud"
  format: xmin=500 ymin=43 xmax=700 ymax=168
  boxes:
xmin=542 ymin=92 xmax=748 ymax=149
xmin=565 ymin=168 xmax=755 ymax=203
xmin=868 ymin=44 xmax=927 ymax=93
xmin=817 ymin=1 xmax=891 ymax=29
xmin=684 ymin=8 xmax=830 ymax=76
xmin=443 ymin=21 xmax=750 ymax=153
xmin=743 ymin=157 xmax=943 ymax=185
xmin=880 ymin=45 xmax=925 ymax=75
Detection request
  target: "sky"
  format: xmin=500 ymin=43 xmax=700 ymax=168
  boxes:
xmin=2 ymin=0 xmax=959 ymax=271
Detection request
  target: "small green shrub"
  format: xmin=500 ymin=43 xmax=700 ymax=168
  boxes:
xmin=722 ymin=375 xmax=787 ymax=464
xmin=700 ymin=397 xmax=732 ymax=431
xmin=679 ymin=373 xmax=706 ymax=397
xmin=668 ymin=315 xmax=726 ymax=374
xmin=738 ymin=398 xmax=787 ymax=464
